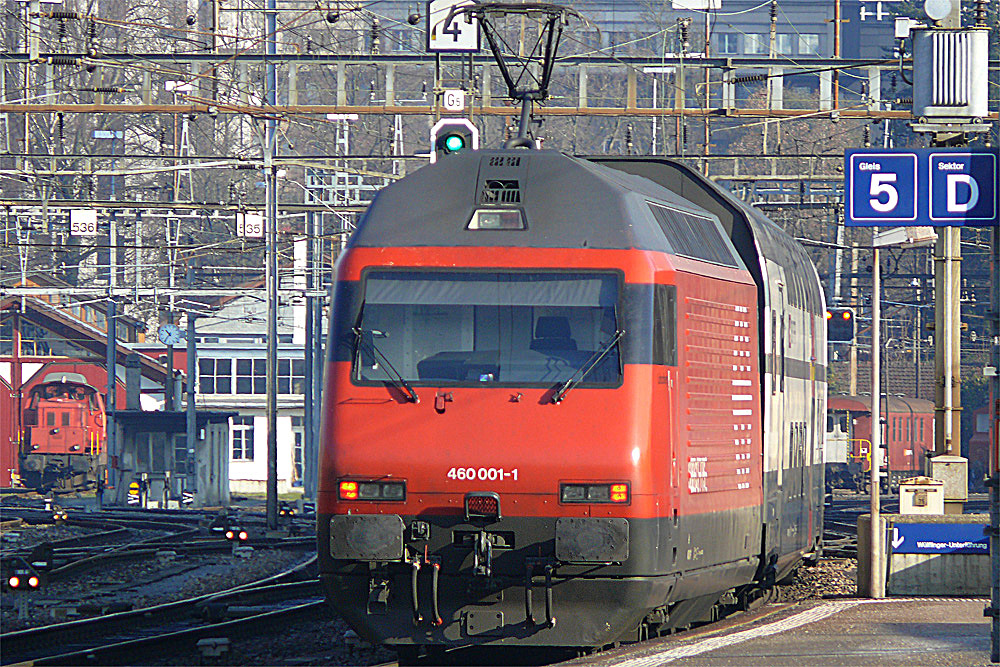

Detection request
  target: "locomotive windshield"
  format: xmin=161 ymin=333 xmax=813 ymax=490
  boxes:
xmin=354 ymin=270 xmax=622 ymax=387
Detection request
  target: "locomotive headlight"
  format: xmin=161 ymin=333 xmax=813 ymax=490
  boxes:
xmin=560 ymin=482 xmax=630 ymax=504
xmin=8 ymin=576 xmax=20 ymax=589
xmin=339 ymin=479 xmax=406 ymax=501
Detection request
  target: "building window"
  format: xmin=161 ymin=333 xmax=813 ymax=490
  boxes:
xmin=201 ymin=357 xmax=299 ymax=395
xmin=292 ymin=416 xmax=304 ymax=485
xmin=717 ymin=33 xmax=739 ymax=55
xmin=174 ymin=434 xmax=189 ymax=476
xmin=745 ymin=34 xmax=767 ymax=55
xmin=231 ymin=416 xmax=255 ymax=460
xmin=777 ymin=33 xmax=793 ymax=55
xmin=199 ymin=358 xmax=233 ymax=394
xmin=236 ymin=358 xmax=266 ymax=394
xmin=390 ymin=29 xmax=413 ymax=52
xmin=279 ymin=359 xmax=306 ymax=394
xmin=798 ymin=33 xmax=820 ymax=55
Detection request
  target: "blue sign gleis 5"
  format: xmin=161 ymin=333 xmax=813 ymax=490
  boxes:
xmin=845 ymin=148 xmax=999 ymax=227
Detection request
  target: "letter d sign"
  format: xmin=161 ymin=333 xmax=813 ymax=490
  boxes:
xmin=946 ymin=174 xmax=979 ymax=213
xmin=930 ymin=152 xmax=997 ymax=224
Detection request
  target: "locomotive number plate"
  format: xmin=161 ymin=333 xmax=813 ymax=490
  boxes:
xmin=447 ymin=467 xmax=518 ymax=482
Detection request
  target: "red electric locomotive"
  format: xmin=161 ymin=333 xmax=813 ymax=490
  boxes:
xmin=318 ymin=149 xmax=826 ymax=657
xmin=825 ymin=394 xmax=934 ymax=492
xmin=19 ymin=372 xmax=107 ymax=490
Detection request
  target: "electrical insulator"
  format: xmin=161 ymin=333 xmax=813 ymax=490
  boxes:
xmin=770 ymin=0 xmax=777 ymax=22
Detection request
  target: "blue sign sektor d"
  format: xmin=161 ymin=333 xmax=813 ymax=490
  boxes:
xmin=890 ymin=522 xmax=989 ymax=555
xmin=845 ymin=148 xmax=999 ymax=227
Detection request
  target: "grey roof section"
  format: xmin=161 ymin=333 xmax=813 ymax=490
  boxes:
xmin=588 ymin=156 xmax=824 ymax=313
xmin=346 ymin=149 xmax=745 ymax=271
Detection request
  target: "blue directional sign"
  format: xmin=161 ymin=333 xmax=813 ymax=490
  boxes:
xmin=845 ymin=148 xmax=999 ymax=227
xmin=890 ymin=522 xmax=989 ymax=555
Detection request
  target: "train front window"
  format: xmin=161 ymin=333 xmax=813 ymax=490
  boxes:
xmin=354 ymin=271 xmax=621 ymax=387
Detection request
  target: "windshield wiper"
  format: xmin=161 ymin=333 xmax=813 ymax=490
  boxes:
xmin=551 ymin=329 xmax=625 ymax=404
xmin=353 ymin=327 xmax=420 ymax=403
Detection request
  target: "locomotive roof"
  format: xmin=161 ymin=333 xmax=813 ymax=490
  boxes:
xmin=587 ymin=157 xmax=824 ymax=315
xmin=40 ymin=371 xmax=93 ymax=387
xmin=348 ymin=149 xmax=746 ymax=270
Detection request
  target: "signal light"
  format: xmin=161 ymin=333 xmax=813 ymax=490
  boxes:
xmin=429 ymin=118 xmax=479 ymax=163
xmin=8 ymin=572 xmax=41 ymax=590
xmin=826 ymin=307 xmax=856 ymax=343
xmin=224 ymin=528 xmax=248 ymax=542
xmin=339 ymin=481 xmax=359 ymax=500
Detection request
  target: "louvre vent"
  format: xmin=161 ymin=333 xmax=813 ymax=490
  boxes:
xmin=488 ymin=156 xmax=521 ymax=167
xmin=648 ymin=202 xmax=737 ymax=267
xmin=932 ymin=31 xmax=970 ymax=106
xmin=481 ymin=179 xmax=521 ymax=204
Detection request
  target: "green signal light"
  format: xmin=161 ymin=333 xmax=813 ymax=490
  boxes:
xmin=443 ymin=134 xmax=466 ymax=152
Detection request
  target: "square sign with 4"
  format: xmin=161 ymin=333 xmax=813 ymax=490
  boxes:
xmin=845 ymin=148 xmax=998 ymax=227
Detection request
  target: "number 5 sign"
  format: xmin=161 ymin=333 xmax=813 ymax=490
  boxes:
xmin=847 ymin=152 xmax=918 ymax=225
xmin=426 ymin=0 xmax=479 ymax=53
xmin=846 ymin=149 xmax=999 ymax=227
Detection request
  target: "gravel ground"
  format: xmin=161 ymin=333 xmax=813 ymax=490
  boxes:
xmin=779 ymin=557 xmax=859 ymax=601
xmin=1 ymin=520 xmax=99 ymax=550
xmin=151 ymin=606 xmax=398 ymax=666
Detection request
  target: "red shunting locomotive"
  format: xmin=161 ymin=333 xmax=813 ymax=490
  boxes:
xmin=20 ymin=372 xmax=107 ymax=490
xmin=318 ymin=149 xmax=826 ymax=657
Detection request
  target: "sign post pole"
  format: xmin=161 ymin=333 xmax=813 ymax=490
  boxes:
xmin=870 ymin=237 xmax=884 ymax=598
xmin=991 ymin=220 xmax=1000 ymax=663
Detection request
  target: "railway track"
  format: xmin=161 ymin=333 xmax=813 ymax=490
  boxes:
xmin=1 ymin=507 xmax=315 ymax=584
xmin=1 ymin=558 xmax=320 ymax=665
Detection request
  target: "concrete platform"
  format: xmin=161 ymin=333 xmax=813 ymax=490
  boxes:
xmin=571 ymin=598 xmax=994 ymax=666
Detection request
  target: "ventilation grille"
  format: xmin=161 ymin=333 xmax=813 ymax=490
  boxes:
xmin=480 ymin=179 xmax=521 ymax=205
xmin=932 ymin=31 xmax=970 ymax=106
xmin=648 ymin=203 xmax=737 ymax=267
xmin=488 ymin=156 xmax=521 ymax=167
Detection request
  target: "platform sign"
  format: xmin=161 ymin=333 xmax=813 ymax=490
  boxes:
xmin=426 ymin=0 xmax=480 ymax=52
xmin=845 ymin=148 xmax=999 ymax=227
xmin=847 ymin=152 xmax=918 ymax=225
xmin=890 ymin=522 xmax=989 ymax=555
xmin=928 ymin=152 xmax=998 ymax=224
